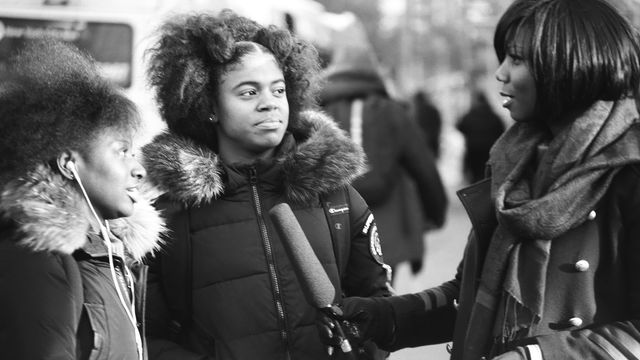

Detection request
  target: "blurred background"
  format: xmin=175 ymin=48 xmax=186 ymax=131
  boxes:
xmin=1 ymin=0 xmax=639 ymax=359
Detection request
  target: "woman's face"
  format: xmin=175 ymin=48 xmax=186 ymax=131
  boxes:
xmin=73 ymin=126 xmax=146 ymax=221
xmin=495 ymin=41 xmax=537 ymax=122
xmin=214 ymin=50 xmax=289 ymax=163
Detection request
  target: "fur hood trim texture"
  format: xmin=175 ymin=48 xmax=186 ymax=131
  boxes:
xmin=142 ymin=110 xmax=367 ymax=205
xmin=0 ymin=164 xmax=165 ymax=260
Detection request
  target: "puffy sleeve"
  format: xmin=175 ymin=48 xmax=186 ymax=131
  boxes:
xmin=342 ymin=185 xmax=394 ymax=298
xmin=0 ymin=242 xmax=83 ymax=359
xmin=144 ymin=199 xmax=212 ymax=360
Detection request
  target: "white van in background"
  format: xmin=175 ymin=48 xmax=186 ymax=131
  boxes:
xmin=0 ymin=0 xmax=334 ymax=143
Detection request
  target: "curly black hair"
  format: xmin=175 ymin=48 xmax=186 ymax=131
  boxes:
xmin=0 ymin=39 xmax=140 ymax=185
xmin=145 ymin=9 xmax=322 ymax=148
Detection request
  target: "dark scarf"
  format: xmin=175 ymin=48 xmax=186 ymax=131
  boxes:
xmin=463 ymin=99 xmax=640 ymax=358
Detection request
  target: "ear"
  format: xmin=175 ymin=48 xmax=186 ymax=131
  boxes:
xmin=56 ymin=151 xmax=76 ymax=180
xmin=209 ymin=99 xmax=219 ymax=123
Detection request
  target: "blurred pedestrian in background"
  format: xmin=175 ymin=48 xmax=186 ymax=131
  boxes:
xmin=411 ymin=90 xmax=443 ymax=159
xmin=456 ymin=90 xmax=506 ymax=184
xmin=319 ymin=37 xmax=448 ymax=281
xmin=0 ymin=39 xmax=164 ymax=360
xmin=320 ymin=0 xmax=640 ymax=359
xmin=141 ymin=10 xmax=392 ymax=360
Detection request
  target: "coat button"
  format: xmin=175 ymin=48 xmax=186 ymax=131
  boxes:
xmin=587 ymin=210 xmax=597 ymax=220
xmin=568 ymin=317 xmax=583 ymax=327
xmin=575 ymin=260 xmax=589 ymax=272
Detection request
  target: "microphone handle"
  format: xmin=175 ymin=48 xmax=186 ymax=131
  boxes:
xmin=319 ymin=306 xmax=357 ymax=359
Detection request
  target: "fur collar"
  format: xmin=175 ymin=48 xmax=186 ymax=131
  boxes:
xmin=0 ymin=164 xmax=165 ymax=260
xmin=142 ymin=110 xmax=367 ymax=205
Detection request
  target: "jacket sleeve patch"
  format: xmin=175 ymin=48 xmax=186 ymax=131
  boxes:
xmin=362 ymin=213 xmax=375 ymax=235
xmin=368 ymin=223 xmax=385 ymax=265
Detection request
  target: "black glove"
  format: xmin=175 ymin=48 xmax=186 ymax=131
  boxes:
xmin=340 ymin=296 xmax=395 ymax=347
xmin=316 ymin=305 xmax=359 ymax=359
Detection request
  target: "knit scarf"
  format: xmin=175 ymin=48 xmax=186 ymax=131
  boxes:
xmin=462 ymin=99 xmax=640 ymax=359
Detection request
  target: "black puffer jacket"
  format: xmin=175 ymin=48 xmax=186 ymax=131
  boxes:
xmin=0 ymin=165 xmax=165 ymax=360
xmin=142 ymin=110 xmax=393 ymax=360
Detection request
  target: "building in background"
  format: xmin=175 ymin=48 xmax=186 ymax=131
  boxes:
xmin=0 ymin=0 xmax=335 ymax=143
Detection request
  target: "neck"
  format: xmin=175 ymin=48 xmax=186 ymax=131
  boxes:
xmin=546 ymin=107 xmax=586 ymax=137
xmin=218 ymin=144 xmax=276 ymax=165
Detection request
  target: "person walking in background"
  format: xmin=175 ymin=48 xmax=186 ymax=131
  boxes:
xmin=412 ymin=90 xmax=443 ymax=159
xmin=0 ymin=39 xmax=164 ymax=360
xmin=319 ymin=0 xmax=640 ymax=359
xmin=319 ymin=40 xmax=448 ymax=280
xmin=457 ymin=90 xmax=506 ymax=183
xmin=141 ymin=10 xmax=392 ymax=360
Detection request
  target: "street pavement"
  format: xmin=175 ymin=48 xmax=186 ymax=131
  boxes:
xmin=387 ymin=186 xmax=472 ymax=360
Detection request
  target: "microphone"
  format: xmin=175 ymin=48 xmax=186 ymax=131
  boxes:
xmin=268 ymin=203 xmax=354 ymax=356
xmin=268 ymin=203 xmax=335 ymax=308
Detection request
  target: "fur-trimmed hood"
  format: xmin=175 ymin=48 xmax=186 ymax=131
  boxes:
xmin=142 ymin=110 xmax=367 ymax=205
xmin=0 ymin=165 xmax=165 ymax=260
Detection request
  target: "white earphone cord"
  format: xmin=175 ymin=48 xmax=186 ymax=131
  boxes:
xmin=69 ymin=164 xmax=143 ymax=360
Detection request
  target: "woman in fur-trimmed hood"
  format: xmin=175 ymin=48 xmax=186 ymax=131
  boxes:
xmin=141 ymin=10 xmax=393 ymax=360
xmin=0 ymin=39 xmax=164 ymax=360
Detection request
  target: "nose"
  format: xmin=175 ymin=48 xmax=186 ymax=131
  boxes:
xmin=131 ymin=159 xmax=146 ymax=180
xmin=257 ymin=92 xmax=278 ymax=111
xmin=495 ymin=60 xmax=508 ymax=83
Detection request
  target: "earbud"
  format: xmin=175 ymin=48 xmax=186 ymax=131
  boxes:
xmin=66 ymin=161 xmax=79 ymax=180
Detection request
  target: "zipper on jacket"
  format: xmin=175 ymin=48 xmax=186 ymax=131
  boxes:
xmin=248 ymin=167 xmax=291 ymax=357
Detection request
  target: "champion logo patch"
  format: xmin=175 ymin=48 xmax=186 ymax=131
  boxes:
xmin=328 ymin=206 xmax=349 ymax=214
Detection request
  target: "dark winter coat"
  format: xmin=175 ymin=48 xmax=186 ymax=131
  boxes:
xmin=456 ymin=104 xmax=506 ymax=183
xmin=320 ymin=68 xmax=447 ymax=267
xmin=385 ymin=164 xmax=640 ymax=359
xmin=141 ymin=111 xmax=393 ymax=360
xmin=0 ymin=165 xmax=165 ymax=360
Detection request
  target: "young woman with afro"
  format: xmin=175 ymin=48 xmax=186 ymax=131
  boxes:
xmin=141 ymin=9 xmax=393 ymax=360
xmin=0 ymin=39 xmax=165 ymax=359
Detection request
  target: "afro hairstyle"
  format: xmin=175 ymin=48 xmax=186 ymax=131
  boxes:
xmin=0 ymin=38 xmax=140 ymax=186
xmin=145 ymin=9 xmax=322 ymax=148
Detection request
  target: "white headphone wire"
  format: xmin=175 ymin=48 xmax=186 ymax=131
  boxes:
xmin=69 ymin=164 xmax=143 ymax=360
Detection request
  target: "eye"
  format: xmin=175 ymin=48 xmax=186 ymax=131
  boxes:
xmin=273 ymin=86 xmax=286 ymax=97
xmin=239 ymin=88 xmax=258 ymax=97
xmin=508 ymin=53 xmax=525 ymax=66
xmin=119 ymin=146 xmax=134 ymax=158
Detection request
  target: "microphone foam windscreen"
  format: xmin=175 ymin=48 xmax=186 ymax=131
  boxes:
xmin=268 ymin=203 xmax=336 ymax=308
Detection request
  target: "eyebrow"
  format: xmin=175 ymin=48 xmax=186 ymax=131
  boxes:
xmin=112 ymin=138 xmax=132 ymax=147
xmin=506 ymin=44 xmax=526 ymax=53
xmin=232 ymin=79 xmax=285 ymax=91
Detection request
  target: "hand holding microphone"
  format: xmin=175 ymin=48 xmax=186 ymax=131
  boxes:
xmin=268 ymin=203 xmax=358 ymax=358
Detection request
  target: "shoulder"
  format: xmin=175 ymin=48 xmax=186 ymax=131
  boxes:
xmin=0 ymin=242 xmax=81 ymax=311
xmin=365 ymin=95 xmax=408 ymax=119
xmin=0 ymin=240 xmax=72 ymax=285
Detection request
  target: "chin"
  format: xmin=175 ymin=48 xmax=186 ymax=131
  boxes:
xmin=108 ymin=206 xmax=134 ymax=220
xmin=258 ymin=138 xmax=283 ymax=149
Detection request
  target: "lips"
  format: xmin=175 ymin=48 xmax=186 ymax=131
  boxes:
xmin=500 ymin=92 xmax=514 ymax=107
xmin=255 ymin=119 xmax=281 ymax=130
xmin=126 ymin=188 xmax=139 ymax=203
